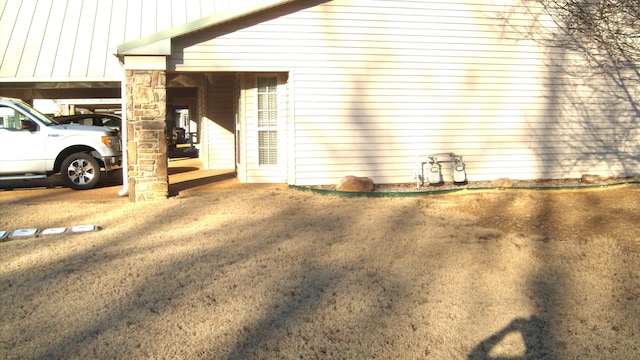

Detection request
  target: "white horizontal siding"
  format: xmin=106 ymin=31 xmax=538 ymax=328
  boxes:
xmin=172 ymin=0 xmax=640 ymax=185
xmin=205 ymin=73 xmax=236 ymax=170
xmin=206 ymin=121 xmax=236 ymax=170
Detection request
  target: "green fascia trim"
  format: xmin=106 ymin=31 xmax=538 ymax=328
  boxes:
xmin=117 ymin=0 xmax=300 ymax=56
xmin=289 ymin=180 xmax=640 ymax=198
xmin=120 ymin=39 xmax=172 ymax=56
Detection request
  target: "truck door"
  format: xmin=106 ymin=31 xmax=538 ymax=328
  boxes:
xmin=0 ymin=105 xmax=47 ymax=174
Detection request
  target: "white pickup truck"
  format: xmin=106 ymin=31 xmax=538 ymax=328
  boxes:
xmin=0 ymin=97 xmax=122 ymax=190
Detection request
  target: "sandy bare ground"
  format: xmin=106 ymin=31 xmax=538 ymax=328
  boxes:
xmin=1 ymin=166 xmax=639 ymax=359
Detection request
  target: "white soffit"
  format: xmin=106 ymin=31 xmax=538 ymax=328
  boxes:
xmin=124 ymin=56 xmax=167 ymax=70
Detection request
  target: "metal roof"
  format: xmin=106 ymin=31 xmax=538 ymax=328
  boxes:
xmin=117 ymin=0 xmax=299 ymax=56
xmin=0 ymin=0 xmax=291 ymax=82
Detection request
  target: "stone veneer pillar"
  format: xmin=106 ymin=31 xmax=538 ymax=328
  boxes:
xmin=125 ymin=69 xmax=168 ymax=201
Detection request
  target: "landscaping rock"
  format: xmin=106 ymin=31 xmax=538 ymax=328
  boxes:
xmin=581 ymin=174 xmax=603 ymax=184
xmin=336 ymin=175 xmax=374 ymax=192
xmin=492 ymin=178 xmax=514 ymax=188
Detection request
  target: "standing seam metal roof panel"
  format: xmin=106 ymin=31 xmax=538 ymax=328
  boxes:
xmin=0 ymin=0 xmax=285 ymax=82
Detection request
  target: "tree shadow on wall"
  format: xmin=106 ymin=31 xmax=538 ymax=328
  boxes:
xmin=495 ymin=2 xmax=640 ymax=177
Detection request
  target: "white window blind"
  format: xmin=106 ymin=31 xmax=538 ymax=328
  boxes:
xmin=258 ymin=130 xmax=278 ymax=165
xmin=257 ymin=76 xmax=278 ymax=165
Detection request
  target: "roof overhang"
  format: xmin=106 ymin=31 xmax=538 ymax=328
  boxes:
xmin=116 ymin=0 xmax=300 ymax=57
xmin=0 ymin=78 xmax=121 ymax=85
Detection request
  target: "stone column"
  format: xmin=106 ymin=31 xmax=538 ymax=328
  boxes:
xmin=125 ymin=69 xmax=168 ymax=201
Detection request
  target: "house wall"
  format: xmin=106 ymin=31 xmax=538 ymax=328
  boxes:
xmin=204 ymin=73 xmax=236 ymax=170
xmin=169 ymin=0 xmax=640 ymax=185
xmin=167 ymin=73 xmax=236 ymax=171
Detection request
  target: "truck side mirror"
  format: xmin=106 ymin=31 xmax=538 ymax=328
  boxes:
xmin=21 ymin=119 xmax=38 ymax=131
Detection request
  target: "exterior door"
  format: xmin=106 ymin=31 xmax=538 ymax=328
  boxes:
xmin=235 ymin=73 xmax=245 ymax=180
xmin=236 ymin=73 xmax=287 ymax=183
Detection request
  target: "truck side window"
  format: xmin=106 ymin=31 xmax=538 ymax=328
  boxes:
xmin=0 ymin=106 xmax=27 ymax=130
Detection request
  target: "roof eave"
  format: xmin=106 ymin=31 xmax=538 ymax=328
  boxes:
xmin=118 ymin=38 xmax=172 ymax=56
xmin=116 ymin=0 xmax=300 ymax=56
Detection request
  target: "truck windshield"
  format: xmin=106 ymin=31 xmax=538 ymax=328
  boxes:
xmin=14 ymin=100 xmax=59 ymax=126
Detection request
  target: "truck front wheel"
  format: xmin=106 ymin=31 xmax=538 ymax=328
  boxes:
xmin=61 ymin=153 xmax=101 ymax=190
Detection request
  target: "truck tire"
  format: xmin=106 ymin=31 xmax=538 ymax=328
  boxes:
xmin=61 ymin=153 xmax=101 ymax=190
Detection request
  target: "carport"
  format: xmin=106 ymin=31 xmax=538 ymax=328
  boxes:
xmin=0 ymin=1 xmax=290 ymax=201
xmin=0 ymin=75 xmax=223 ymax=200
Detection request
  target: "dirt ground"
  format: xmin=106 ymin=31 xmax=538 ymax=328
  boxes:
xmin=1 ymin=160 xmax=639 ymax=359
